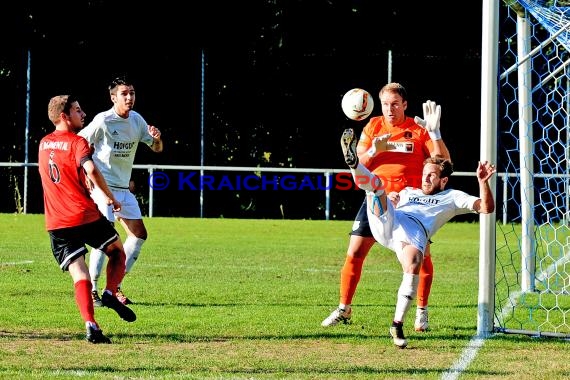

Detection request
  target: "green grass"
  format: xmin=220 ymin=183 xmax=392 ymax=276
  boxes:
xmin=0 ymin=214 xmax=567 ymax=379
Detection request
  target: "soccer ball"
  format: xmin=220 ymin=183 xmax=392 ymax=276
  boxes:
xmin=341 ymin=88 xmax=374 ymax=121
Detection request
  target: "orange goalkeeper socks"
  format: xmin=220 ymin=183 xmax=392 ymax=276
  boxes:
xmin=417 ymin=255 xmax=434 ymax=308
xmin=339 ymin=256 xmax=365 ymax=305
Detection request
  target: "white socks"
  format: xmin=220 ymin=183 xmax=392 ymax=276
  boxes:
xmin=393 ymin=273 xmax=419 ymax=323
xmin=123 ymin=236 xmax=145 ymax=273
xmin=89 ymin=248 xmax=106 ymax=291
xmin=118 ymin=236 xmax=145 ymax=288
xmin=351 ymin=163 xmax=385 ymax=195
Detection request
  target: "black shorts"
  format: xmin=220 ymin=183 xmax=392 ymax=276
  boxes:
xmin=349 ymin=198 xmax=374 ymax=238
xmin=48 ymin=217 xmax=119 ymax=271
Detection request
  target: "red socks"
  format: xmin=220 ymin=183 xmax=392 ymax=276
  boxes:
xmin=105 ymin=249 xmax=127 ymax=295
xmin=74 ymin=279 xmax=96 ymax=324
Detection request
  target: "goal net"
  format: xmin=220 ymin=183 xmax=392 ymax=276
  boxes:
xmin=496 ymin=0 xmax=570 ymax=338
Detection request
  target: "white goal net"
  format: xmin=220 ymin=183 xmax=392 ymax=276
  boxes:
xmin=496 ymin=0 xmax=570 ymax=338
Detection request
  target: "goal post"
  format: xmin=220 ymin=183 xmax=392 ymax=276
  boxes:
xmin=488 ymin=0 xmax=570 ymax=338
xmin=478 ymin=0 xmax=499 ymax=336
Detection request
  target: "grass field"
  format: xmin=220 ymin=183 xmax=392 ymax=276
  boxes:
xmin=0 ymin=214 xmax=568 ymax=379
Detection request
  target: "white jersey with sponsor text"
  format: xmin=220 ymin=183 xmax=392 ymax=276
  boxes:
xmin=79 ymin=108 xmax=153 ymax=189
xmin=396 ymin=187 xmax=479 ymax=239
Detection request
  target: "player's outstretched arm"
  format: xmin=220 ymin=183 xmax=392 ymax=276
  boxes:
xmin=473 ymin=161 xmax=496 ymax=214
xmin=367 ymin=133 xmax=396 ymax=158
xmin=430 ymin=139 xmax=451 ymax=161
xmin=414 ymin=100 xmax=451 ymax=160
xmin=148 ymin=125 xmax=163 ymax=153
xmin=414 ymin=100 xmax=441 ymax=140
xmin=83 ymin=160 xmax=121 ymax=212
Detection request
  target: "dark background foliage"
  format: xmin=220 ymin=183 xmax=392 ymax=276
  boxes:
xmin=0 ymin=0 xmax=483 ymax=218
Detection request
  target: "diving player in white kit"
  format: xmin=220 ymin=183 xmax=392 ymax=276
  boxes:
xmin=340 ymin=128 xmax=496 ymax=348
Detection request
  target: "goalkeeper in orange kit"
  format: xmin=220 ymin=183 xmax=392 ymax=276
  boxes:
xmin=322 ymin=82 xmax=451 ymax=331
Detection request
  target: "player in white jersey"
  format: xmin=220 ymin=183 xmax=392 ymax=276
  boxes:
xmin=79 ymin=77 xmax=163 ymax=306
xmin=340 ymin=128 xmax=496 ymax=348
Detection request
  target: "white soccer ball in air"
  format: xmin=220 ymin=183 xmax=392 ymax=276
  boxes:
xmin=341 ymin=88 xmax=374 ymax=121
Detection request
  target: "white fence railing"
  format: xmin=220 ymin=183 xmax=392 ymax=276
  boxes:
xmin=1 ymin=162 xmax=524 ymax=222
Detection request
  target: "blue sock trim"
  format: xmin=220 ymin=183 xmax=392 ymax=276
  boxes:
xmin=371 ymin=194 xmax=384 ymax=215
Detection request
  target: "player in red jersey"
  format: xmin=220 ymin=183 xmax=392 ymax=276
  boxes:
xmin=38 ymin=95 xmax=136 ymax=344
xmin=322 ymin=83 xmax=451 ymax=331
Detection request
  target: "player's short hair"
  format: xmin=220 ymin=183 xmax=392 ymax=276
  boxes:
xmin=379 ymin=82 xmax=408 ymax=102
xmin=108 ymin=76 xmax=133 ymax=94
xmin=424 ymin=157 xmax=454 ymax=179
xmin=47 ymin=94 xmax=77 ymax=124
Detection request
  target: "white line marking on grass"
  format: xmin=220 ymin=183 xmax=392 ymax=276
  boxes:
xmin=441 ymin=336 xmax=486 ymax=380
xmin=1 ymin=260 xmax=33 ymax=265
xmin=498 ymin=249 xmax=570 ymax=321
xmin=499 ymin=289 xmax=521 ymax=320
xmin=440 ymin=249 xmax=570 ymax=379
xmin=535 ymin=250 xmax=570 ymax=292
xmin=51 ymin=370 xmax=89 ymax=377
xmin=305 ymin=268 xmax=398 ymax=274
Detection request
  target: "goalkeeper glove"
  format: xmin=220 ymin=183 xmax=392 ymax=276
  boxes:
xmin=414 ymin=100 xmax=442 ymax=141
xmin=367 ymin=133 xmax=395 ymax=157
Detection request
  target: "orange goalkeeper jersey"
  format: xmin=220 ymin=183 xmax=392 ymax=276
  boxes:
xmin=358 ymin=116 xmax=435 ymax=193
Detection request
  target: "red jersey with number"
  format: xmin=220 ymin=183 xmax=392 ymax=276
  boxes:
xmin=38 ymin=130 xmax=101 ymax=230
xmin=358 ymin=116 xmax=435 ymax=192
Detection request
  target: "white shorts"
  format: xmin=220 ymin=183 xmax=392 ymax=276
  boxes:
xmin=366 ymin=193 xmax=428 ymax=259
xmin=91 ymin=187 xmax=143 ymax=222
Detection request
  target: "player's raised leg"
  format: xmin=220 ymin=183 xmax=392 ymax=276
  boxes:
xmin=340 ymin=129 xmax=388 ymax=214
xmin=340 ymin=128 xmax=359 ymax=169
xmin=102 ymin=242 xmax=136 ymax=323
xmin=116 ymin=216 xmax=147 ymax=305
